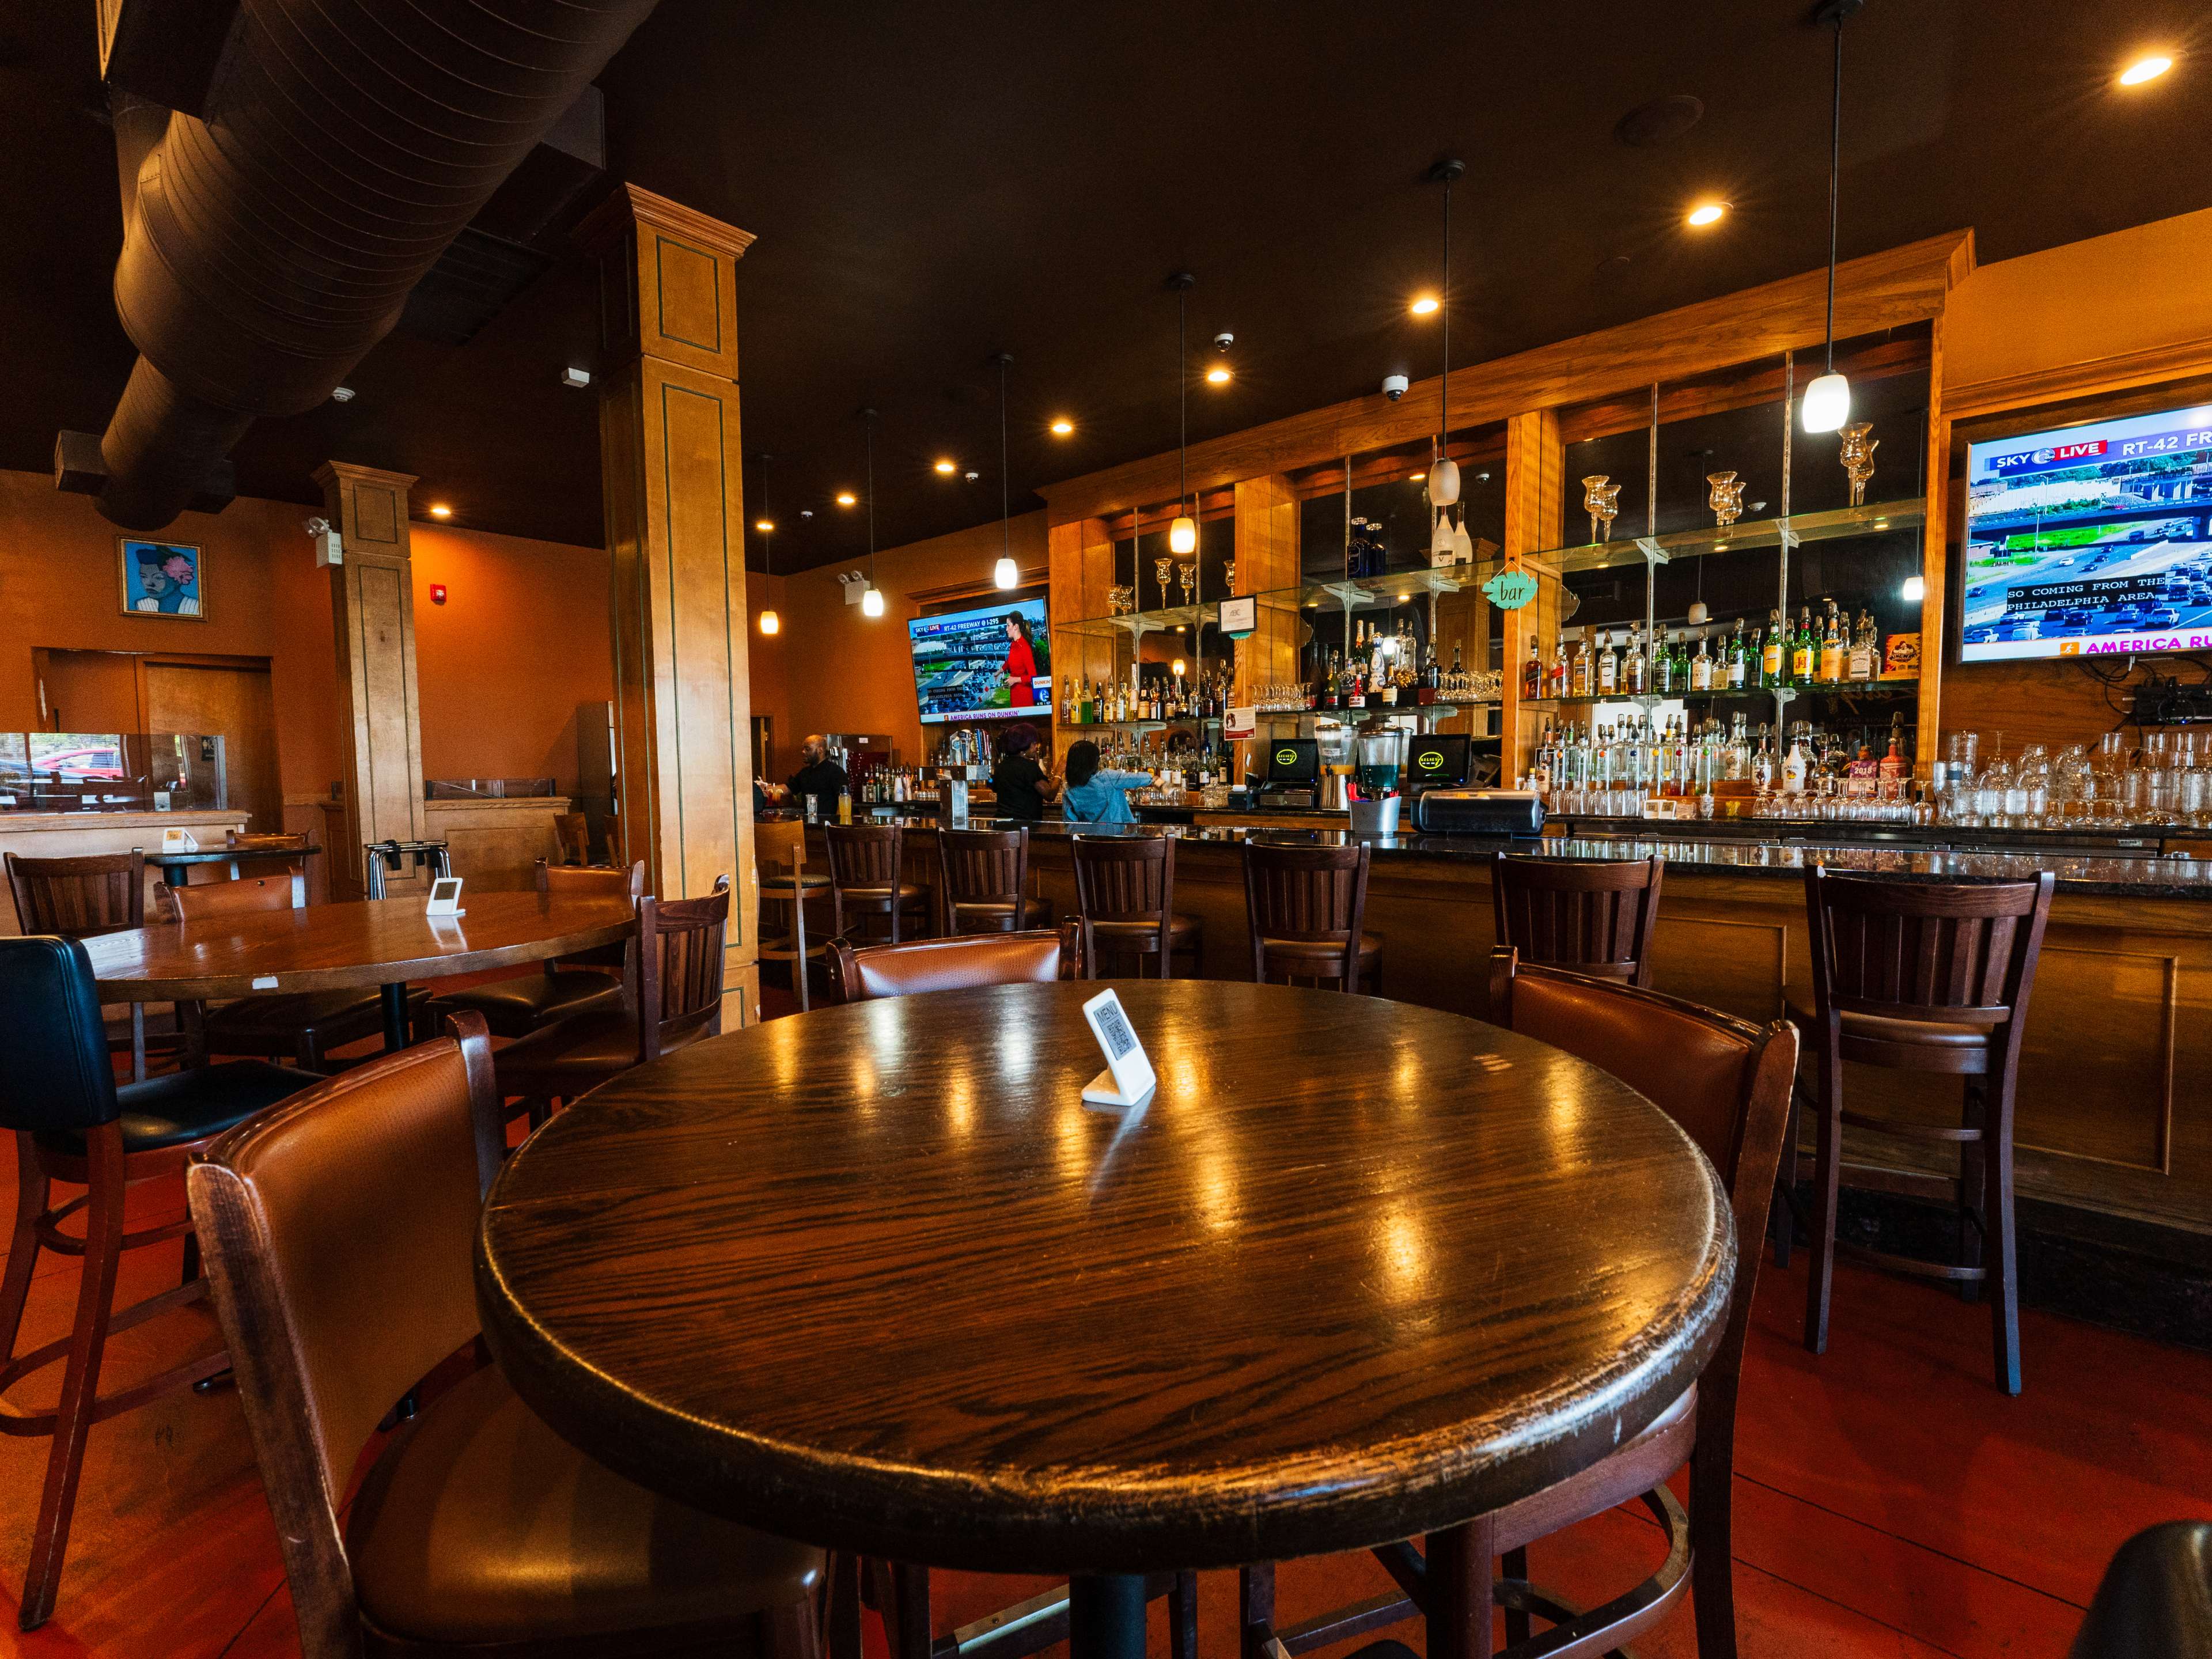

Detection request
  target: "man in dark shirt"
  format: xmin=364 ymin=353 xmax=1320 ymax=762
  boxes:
xmin=787 ymin=735 xmax=849 ymax=817
xmin=990 ymin=724 xmax=1058 ymax=821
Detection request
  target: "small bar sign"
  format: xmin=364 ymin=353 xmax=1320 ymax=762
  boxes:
xmin=1081 ymin=987 xmax=1156 ymax=1107
xmin=1217 ymin=594 xmax=1257 ymax=638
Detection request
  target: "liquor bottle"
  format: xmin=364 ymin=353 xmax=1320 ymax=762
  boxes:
xmin=1878 ymin=715 xmax=1907 ymax=795
xmin=1548 ymin=639 xmax=1567 ymax=698
xmin=1820 ymin=602 xmax=1844 ymax=684
xmin=1653 ymin=631 xmax=1673 ymax=696
xmin=1783 ymin=725 xmax=1810 ymax=795
xmin=1762 ymin=610 xmax=1784 ymax=687
xmin=1791 ymin=607 xmax=1816 ymax=683
xmin=1626 ymin=628 xmax=1648 ymax=695
xmin=1848 ymin=610 xmax=1877 ymax=681
xmin=1752 ymin=724 xmax=1775 ymax=792
xmin=1596 ymin=630 xmax=1619 ymax=695
xmin=1572 ymin=633 xmax=1592 ymax=698
xmin=1522 ymin=636 xmax=1542 ymax=700
xmin=1725 ymin=622 xmax=1747 ymax=690
xmin=1690 ymin=634 xmax=1713 ymax=691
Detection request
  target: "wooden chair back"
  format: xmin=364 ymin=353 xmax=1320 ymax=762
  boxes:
xmin=5 ymin=850 xmax=146 ymax=938
xmin=824 ymin=823 xmax=903 ymax=892
xmin=537 ymin=857 xmax=643 ymax=970
xmin=185 ymin=1014 xmax=503 ymax=1659
xmin=158 ymin=868 xmax=303 ymax=922
xmin=638 ymin=875 xmax=731 ymax=1061
xmin=552 ymin=811 xmax=590 ymax=866
xmin=1490 ymin=852 xmax=1665 ymax=986
xmin=1488 ymin=948 xmax=1798 ymax=1445
xmin=937 ymin=826 xmax=1028 ymax=907
xmin=755 ymin=818 xmax=808 ymax=881
xmin=1805 ymin=865 xmax=2055 ymax=1030
xmin=825 ymin=922 xmax=1084 ymax=1005
xmin=1242 ymin=840 xmax=1371 ymax=989
xmin=1071 ymin=834 xmax=1177 ymax=971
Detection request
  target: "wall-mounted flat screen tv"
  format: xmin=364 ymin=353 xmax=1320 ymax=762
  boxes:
xmin=910 ymin=597 xmax=1052 ymax=725
xmin=1959 ymin=403 xmax=2212 ymax=662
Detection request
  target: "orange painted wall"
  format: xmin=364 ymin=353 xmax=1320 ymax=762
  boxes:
xmin=1939 ymin=207 xmax=2212 ymax=750
xmin=749 ymin=510 xmax=1050 ymax=781
xmin=0 ymin=469 xmax=612 ymax=801
xmin=745 ymin=570 xmax=791 ymax=779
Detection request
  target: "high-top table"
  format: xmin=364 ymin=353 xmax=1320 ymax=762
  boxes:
xmin=476 ymin=979 xmax=1733 ymax=1659
xmin=82 ymin=891 xmax=636 ymax=1065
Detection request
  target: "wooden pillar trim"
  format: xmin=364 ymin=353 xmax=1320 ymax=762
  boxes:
xmin=1500 ymin=412 xmax=1565 ymax=787
xmin=313 ymin=460 xmax=427 ymax=899
xmin=586 ymin=187 xmax=761 ymax=1025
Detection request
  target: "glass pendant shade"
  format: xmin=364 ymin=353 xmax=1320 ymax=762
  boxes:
xmin=1687 ymin=600 xmax=1711 ymax=625
xmin=1430 ymin=512 xmax=1456 ymax=559
xmin=758 ymin=609 xmax=780 ymax=635
xmin=994 ymin=556 xmax=1018 ymax=590
xmin=1168 ymin=514 xmax=1197 ymax=555
xmin=861 ymin=585 xmax=885 ymax=618
xmin=1427 ymin=456 xmax=1460 ymax=506
xmin=1801 ymin=372 xmax=1851 ymax=434
xmin=1900 ymin=573 xmax=1926 ymax=603
xmin=1451 ymin=520 xmax=1474 ymax=562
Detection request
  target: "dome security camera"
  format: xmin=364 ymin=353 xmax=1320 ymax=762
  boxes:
xmin=1382 ymin=373 xmax=1410 ymax=402
xmin=1212 ymin=332 xmax=1234 ymax=353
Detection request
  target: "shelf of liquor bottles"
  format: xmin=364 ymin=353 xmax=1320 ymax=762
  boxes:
xmin=1250 ymin=702 xmax=1484 ymax=725
xmin=1526 ymin=497 xmax=1925 ymax=575
xmin=1056 ymin=565 xmax=1481 ymax=638
xmin=1522 ymin=683 xmax=1916 ymax=710
xmin=1063 ymin=717 xmax=1225 ymax=732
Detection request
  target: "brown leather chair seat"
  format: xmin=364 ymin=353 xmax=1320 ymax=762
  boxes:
xmin=1260 ymin=933 xmax=1382 ymax=969
xmin=421 ymin=969 xmax=624 ymax=1040
xmin=347 ymin=1363 xmax=820 ymax=1645
xmin=842 ymin=882 xmax=927 ymax=906
xmin=202 ymin=985 xmax=431 ymax=1055
xmin=948 ymin=894 xmax=1053 ymax=931
xmin=1090 ymin=913 xmax=1200 ymax=948
xmin=1783 ymin=995 xmax=1997 ymax=1050
xmin=493 ymin=1006 xmax=715 ymax=1093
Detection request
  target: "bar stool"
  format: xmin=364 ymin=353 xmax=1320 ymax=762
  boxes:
xmin=362 ymin=839 xmax=452 ymax=899
xmin=936 ymin=825 xmax=1052 ymax=936
xmin=1071 ymin=834 xmax=1202 ymax=979
xmin=756 ymin=819 xmax=831 ymax=1010
xmin=1791 ymin=864 xmax=2056 ymax=1395
xmin=1490 ymin=851 xmax=1665 ymax=984
xmin=824 ymin=824 xmax=929 ymax=945
xmin=1242 ymin=840 xmax=1380 ymax=994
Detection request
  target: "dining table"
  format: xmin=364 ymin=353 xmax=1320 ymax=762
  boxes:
xmin=475 ymin=978 xmax=1734 ymax=1659
xmin=81 ymin=889 xmax=637 ymax=1071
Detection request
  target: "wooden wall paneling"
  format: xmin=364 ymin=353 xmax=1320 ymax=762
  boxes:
xmin=312 ymin=460 xmax=427 ymax=899
xmin=1037 ymin=232 xmax=1973 ymax=526
xmin=1914 ymin=315 xmax=1946 ymax=778
xmin=585 ymin=186 xmax=761 ymax=1028
xmin=1501 ymin=411 xmax=1563 ymax=785
xmin=1232 ymin=475 xmax=1301 ymax=777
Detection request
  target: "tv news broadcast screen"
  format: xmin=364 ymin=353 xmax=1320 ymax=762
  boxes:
xmin=909 ymin=597 xmax=1052 ymax=725
xmin=1960 ymin=404 xmax=2212 ymax=662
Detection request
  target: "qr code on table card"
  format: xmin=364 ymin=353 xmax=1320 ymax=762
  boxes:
xmin=1094 ymin=997 xmax=1139 ymax=1060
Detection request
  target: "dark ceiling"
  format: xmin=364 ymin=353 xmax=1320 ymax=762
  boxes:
xmin=2 ymin=1 xmax=2206 ymax=570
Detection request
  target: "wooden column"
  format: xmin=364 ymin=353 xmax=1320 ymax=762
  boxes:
xmin=1500 ymin=410 xmax=1565 ymax=786
xmin=313 ymin=461 xmax=428 ymax=900
xmin=1232 ymin=475 xmax=1302 ymax=782
xmin=580 ymin=184 xmax=762 ymax=1027
xmin=1915 ymin=315 xmax=1948 ymax=780
xmin=1048 ymin=516 xmax=1119 ymax=759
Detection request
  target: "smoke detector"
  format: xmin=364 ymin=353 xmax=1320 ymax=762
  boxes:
xmin=330 ymin=386 xmax=355 ymax=403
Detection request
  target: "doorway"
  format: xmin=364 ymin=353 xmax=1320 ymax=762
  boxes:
xmin=32 ymin=649 xmax=283 ymax=832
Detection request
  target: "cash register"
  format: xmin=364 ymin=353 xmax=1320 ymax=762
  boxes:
xmin=1252 ymin=737 xmax=1320 ymax=810
xmin=1402 ymin=734 xmax=1472 ymax=800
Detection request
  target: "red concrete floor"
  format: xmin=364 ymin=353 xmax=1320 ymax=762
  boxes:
xmin=1 ymin=990 xmax=2205 ymax=1657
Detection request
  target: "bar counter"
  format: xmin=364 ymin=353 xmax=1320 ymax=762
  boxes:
xmin=805 ymin=813 xmax=2211 ymax=1239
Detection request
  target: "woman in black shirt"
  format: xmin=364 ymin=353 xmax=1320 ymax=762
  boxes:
xmin=990 ymin=724 xmax=1058 ymax=821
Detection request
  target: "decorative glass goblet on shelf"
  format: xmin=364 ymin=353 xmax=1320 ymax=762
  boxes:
xmin=1177 ymin=559 xmax=1198 ymax=606
xmin=1108 ymin=584 xmax=1134 ymax=616
xmin=1224 ymin=560 xmax=1237 ymax=594
xmin=1581 ymin=475 xmax=1621 ymax=544
xmin=1707 ymin=470 xmax=1747 ymax=528
xmin=1154 ymin=556 xmax=1175 ymax=607
xmin=1838 ymin=422 xmax=1880 ymax=507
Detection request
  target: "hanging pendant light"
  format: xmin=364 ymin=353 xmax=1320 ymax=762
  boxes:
xmin=859 ymin=408 xmax=885 ymax=617
xmin=1167 ymin=272 xmax=1198 ymax=555
xmin=1802 ymin=2 xmax=1858 ymax=435
xmin=990 ymin=351 xmax=1020 ymax=588
xmin=755 ymin=451 xmax=781 ymax=635
xmin=1426 ymin=160 xmax=1465 ymax=507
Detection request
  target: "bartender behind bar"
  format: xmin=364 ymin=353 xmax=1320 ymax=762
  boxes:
xmin=787 ymin=735 xmax=849 ymax=816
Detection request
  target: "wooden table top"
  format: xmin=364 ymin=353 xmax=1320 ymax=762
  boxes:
xmin=139 ymin=845 xmax=323 ymax=868
xmin=478 ymin=979 xmax=1733 ymax=1575
xmin=82 ymin=891 xmax=635 ymax=1000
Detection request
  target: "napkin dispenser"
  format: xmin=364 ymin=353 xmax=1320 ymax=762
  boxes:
xmin=1412 ymin=789 xmax=1546 ymax=838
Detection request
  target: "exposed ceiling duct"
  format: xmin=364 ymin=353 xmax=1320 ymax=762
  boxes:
xmin=57 ymin=0 xmax=659 ymax=531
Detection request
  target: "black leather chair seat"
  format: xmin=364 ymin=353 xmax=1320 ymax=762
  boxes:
xmin=1090 ymin=914 xmax=1201 ymax=950
xmin=425 ymin=970 xmax=624 ymax=1041
xmin=1262 ymin=932 xmax=1382 ymax=965
xmin=949 ymin=894 xmax=1053 ymax=930
xmin=347 ymin=1362 xmax=823 ymax=1645
xmin=203 ymin=986 xmax=429 ymax=1050
xmin=36 ymin=1060 xmax=320 ymax=1158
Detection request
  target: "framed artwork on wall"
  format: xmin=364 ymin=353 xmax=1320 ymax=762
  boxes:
xmin=118 ymin=537 xmax=207 ymax=620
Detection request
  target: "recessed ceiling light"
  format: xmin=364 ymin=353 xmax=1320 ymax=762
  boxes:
xmin=836 ymin=492 xmax=857 ymax=507
xmin=2119 ymin=54 xmax=2173 ymax=86
xmin=934 ymin=459 xmax=956 ymax=475
xmin=754 ymin=518 xmax=775 ymax=532
xmin=1685 ymin=202 xmax=1728 ymax=228
xmin=1409 ymin=296 xmax=1440 ymax=316
xmin=1409 ymin=472 xmax=1424 ymax=482
xmin=1050 ymin=418 xmax=1074 ymax=436
xmin=428 ymin=504 xmax=452 ymax=518
xmin=329 ymin=385 xmax=355 ymax=403
xmin=1205 ymin=366 xmax=1232 ymax=385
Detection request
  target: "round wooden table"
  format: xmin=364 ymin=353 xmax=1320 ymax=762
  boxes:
xmin=81 ymin=891 xmax=637 ymax=1054
xmin=477 ymin=980 xmax=1733 ymax=1659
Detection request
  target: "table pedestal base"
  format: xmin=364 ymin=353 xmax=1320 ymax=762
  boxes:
xmin=380 ymin=982 xmax=411 ymax=1051
xmin=1069 ymin=1575 xmax=1147 ymax=1659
